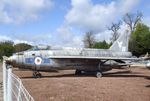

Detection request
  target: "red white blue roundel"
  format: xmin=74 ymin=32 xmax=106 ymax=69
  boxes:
xmin=34 ymin=57 xmax=42 ymax=65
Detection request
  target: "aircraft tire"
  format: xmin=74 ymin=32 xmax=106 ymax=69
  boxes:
xmin=37 ymin=73 xmax=42 ymax=78
xmin=33 ymin=72 xmax=42 ymax=78
xmin=33 ymin=72 xmax=37 ymax=78
xmin=96 ymin=72 xmax=102 ymax=78
xmin=75 ymin=69 xmax=82 ymax=75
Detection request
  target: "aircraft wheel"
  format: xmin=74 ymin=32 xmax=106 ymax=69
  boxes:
xmin=33 ymin=72 xmax=37 ymax=78
xmin=75 ymin=69 xmax=82 ymax=75
xmin=33 ymin=72 xmax=42 ymax=78
xmin=96 ymin=72 xmax=102 ymax=78
xmin=37 ymin=73 xmax=42 ymax=78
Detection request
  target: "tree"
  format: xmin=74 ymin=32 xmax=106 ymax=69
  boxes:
xmin=123 ymin=11 xmax=142 ymax=33
xmin=0 ymin=41 xmax=15 ymax=59
xmin=129 ymin=23 xmax=150 ymax=56
xmin=92 ymin=40 xmax=110 ymax=49
xmin=14 ymin=43 xmax=32 ymax=52
xmin=0 ymin=46 xmax=4 ymax=60
xmin=0 ymin=41 xmax=32 ymax=59
xmin=108 ymin=21 xmax=121 ymax=43
xmin=123 ymin=11 xmax=143 ymax=52
xmin=83 ymin=31 xmax=95 ymax=48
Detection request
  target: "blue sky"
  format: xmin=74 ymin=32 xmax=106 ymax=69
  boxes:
xmin=0 ymin=0 xmax=150 ymax=47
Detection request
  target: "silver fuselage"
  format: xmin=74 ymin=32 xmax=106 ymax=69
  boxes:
xmin=8 ymin=48 xmax=132 ymax=72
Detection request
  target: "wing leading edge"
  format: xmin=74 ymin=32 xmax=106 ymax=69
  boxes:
xmin=49 ymin=56 xmax=140 ymax=60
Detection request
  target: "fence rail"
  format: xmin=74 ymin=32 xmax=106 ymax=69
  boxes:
xmin=3 ymin=60 xmax=34 ymax=101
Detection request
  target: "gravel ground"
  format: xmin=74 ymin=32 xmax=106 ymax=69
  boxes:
xmin=0 ymin=63 xmax=3 ymax=101
xmin=13 ymin=67 xmax=150 ymax=101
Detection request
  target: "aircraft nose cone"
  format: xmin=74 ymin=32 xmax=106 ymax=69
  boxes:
xmin=6 ymin=55 xmax=17 ymax=65
xmin=8 ymin=55 xmax=16 ymax=61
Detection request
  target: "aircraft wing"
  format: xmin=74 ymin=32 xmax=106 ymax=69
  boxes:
xmin=49 ymin=56 xmax=140 ymax=60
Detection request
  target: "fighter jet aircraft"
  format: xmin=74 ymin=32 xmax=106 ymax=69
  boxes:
xmin=5 ymin=31 xmax=139 ymax=78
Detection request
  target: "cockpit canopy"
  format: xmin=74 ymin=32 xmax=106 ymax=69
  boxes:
xmin=29 ymin=45 xmax=51 ymax=51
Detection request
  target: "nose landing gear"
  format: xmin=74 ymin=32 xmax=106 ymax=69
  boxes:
xmin=33 ymin=71 xmax=42 ymax=78
xmin=75 ymin=69 xmax=82 ymax=75
xmin=96 ymin=61 xmax=106 ymax=78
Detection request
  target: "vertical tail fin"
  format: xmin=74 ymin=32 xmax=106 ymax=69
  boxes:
xmin=109 ymin=30 xmax=130 ymax=52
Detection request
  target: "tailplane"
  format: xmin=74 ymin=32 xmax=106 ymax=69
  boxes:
xmin=109 ymin=30 xmax=130 ymax=52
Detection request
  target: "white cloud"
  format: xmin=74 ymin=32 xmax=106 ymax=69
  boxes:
xmin=11 ymin=33 xmax=53 ymax=45
xmin=0 ymin=35 xmax=11 ymax=41
xmin=52 ymin=26 xmax=83 ymax=47
xmin=143 ymin=16 xmax=150 ymax=27
xmin=95 ymin=22 xmax=129 ymax=43
xmin=60 ymin=0 xmax=140 ymax=47
xmin=0 ymin=35 xmax=33 ymax=44
xmin=14 ymin=33 xmax=51 ymax=42
xmin=72 ymin=36 xmax=83 ymax=47
xmin=13 ymin=40 xmax=33 ymax=45
xmin=0 ymin=28 xmax=83 ymax=47
xmin=0 ymin=0 xmax=141 ymax=47
xmin=0 ymin=33 xmax=52 ymax=45
xmin=118 ymin=0 xmax=140 ymax=14
xmin=65 ymin=0 xmax=140 ymax=32
xmin=96 ymin=30 xmax=112 ymax=43
xmin=0 ymin=0 xmax=53 ymax=24
xmin=56 ymin=26 xmax=73 ymax=43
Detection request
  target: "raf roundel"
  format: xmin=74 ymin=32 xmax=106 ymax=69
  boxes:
xmin=34 ymin=57 xmax=42 ymax=65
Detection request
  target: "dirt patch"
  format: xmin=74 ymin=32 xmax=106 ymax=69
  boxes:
xmin=14 ymin=67 xmax=150 ymax=101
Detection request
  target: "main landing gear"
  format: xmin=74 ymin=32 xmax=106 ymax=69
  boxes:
xmin=75 ymin=69 xmax=82 ymax=75
xmin=33 ymin=71 xmax=42 ymax=78
xmin=96 ymin=71 xmax=102 ymax=78
xmin=75 ymin=69 xmax=103 ymax=78
xmin=95 ymin=61 xmax=105 ymax=78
